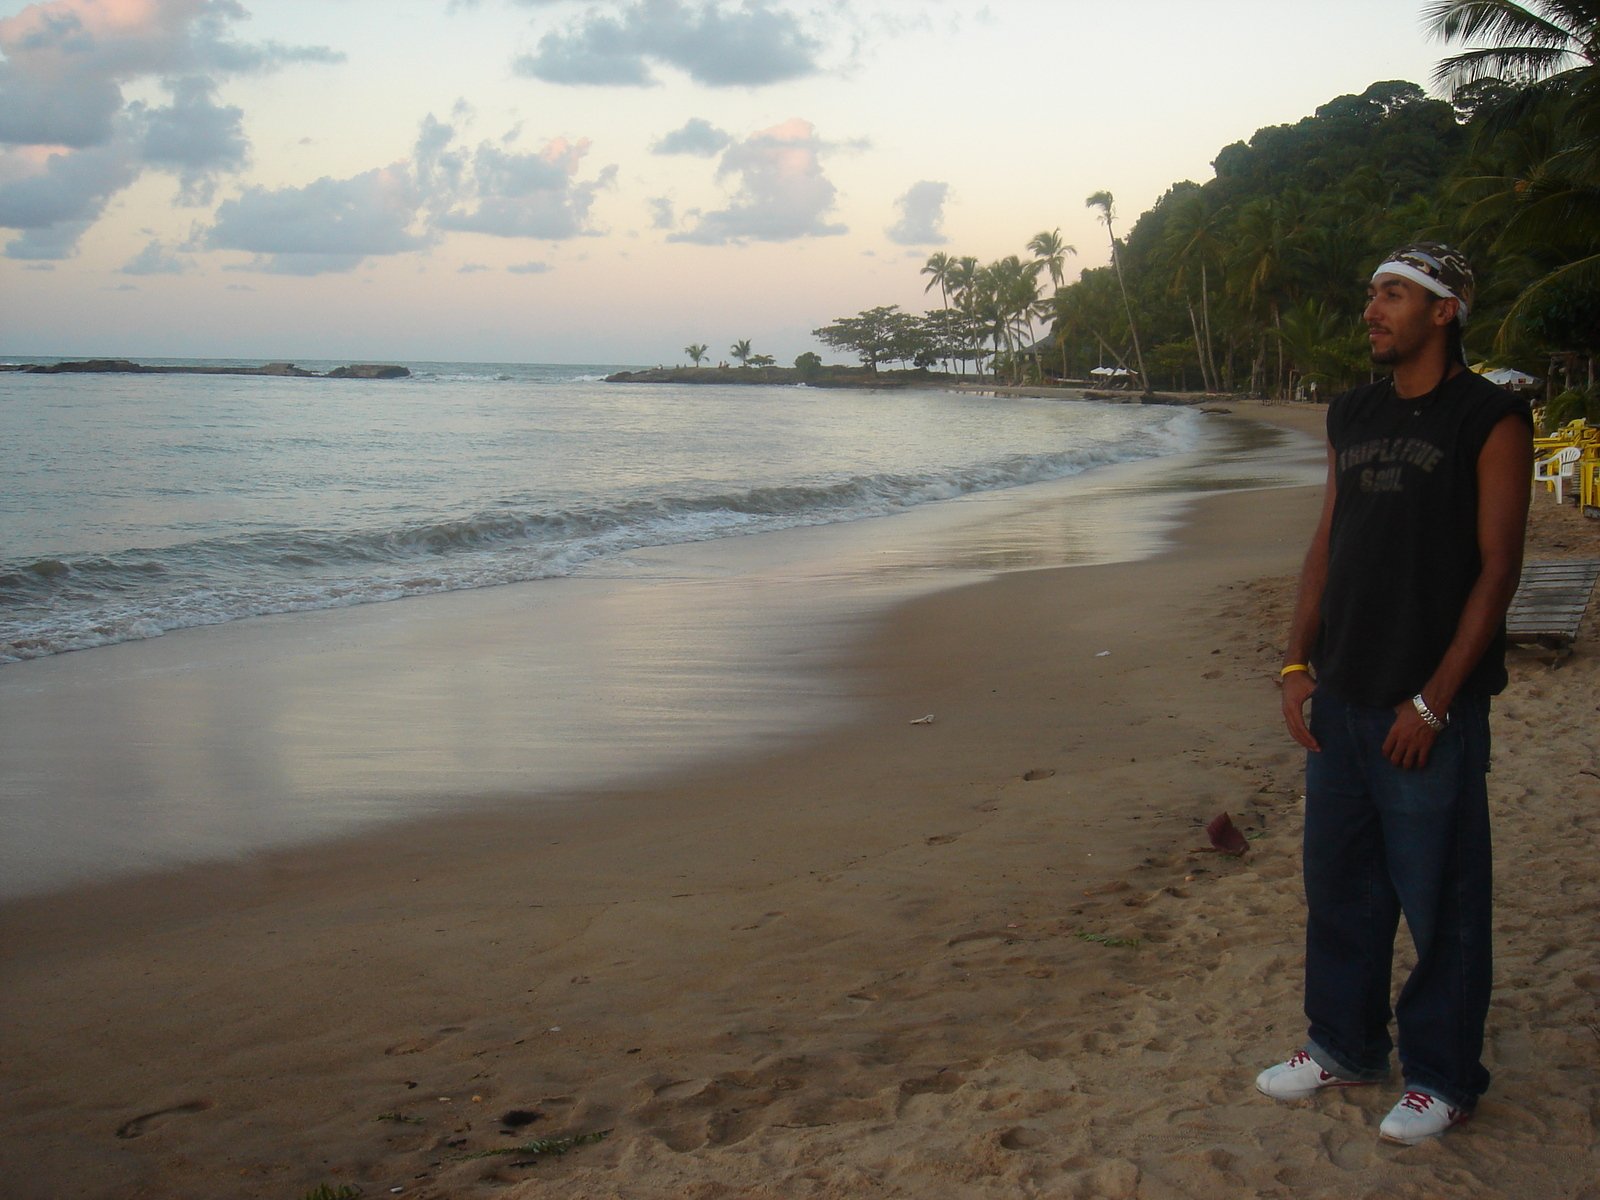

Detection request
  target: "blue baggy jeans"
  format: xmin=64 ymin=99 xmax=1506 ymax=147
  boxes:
xmin=1301 ymin=688 xmax=1493 ymax=1110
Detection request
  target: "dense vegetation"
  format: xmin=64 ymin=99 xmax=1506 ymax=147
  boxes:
xmin=817 ymin=2 xmax=1600 ymax=403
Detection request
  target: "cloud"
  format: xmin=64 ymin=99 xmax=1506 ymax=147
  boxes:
xmin=121 ymin=238 xmax=192 ymax=275
xmin=651 ymin=117 xmax=731 ymax=156
xmin=436 ymin=137 xmax=616 ymax=240
xmin=413 ymin=112 xmax=467 ymax=211
xmin=514 ymin=0 xmax=822 ymax=88
xmin=198 ymin=116 xmax=614 ymax=273
xmin=458 ymin=261 xmax=490 ymax=273
xmin=0 ymin=0 xmax=340 ymax=256
xmin=133 ymin=76 xmax=249 ymax=203
xmin=508 ymin=260 xmax=552 ymax=274
xmin=670 ymin=117 xmax=845 ymax=245
xmin=0 ymin=0 xmax=342 ymax=148
xmin=0 ymin=140 xmax=140 ymax=258
xmin=885 ymin=179 xmax=949 ymax=246
xmin=206 ymin=164 xmax=428 ymax=273
xmin=234 ymin=251 xmax=367 ymax=276
xmin=5 ymin=219 xmax=93 ymax=259
xmin=647 ymin=196 xmax=675 ymax=229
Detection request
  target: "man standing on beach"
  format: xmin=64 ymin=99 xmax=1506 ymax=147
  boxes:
xmin=1256 ymin=243 xmax=1533 ymax=1144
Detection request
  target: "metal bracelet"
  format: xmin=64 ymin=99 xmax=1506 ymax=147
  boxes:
xmin=1411 ymin=693 xmax=1447 ymax=732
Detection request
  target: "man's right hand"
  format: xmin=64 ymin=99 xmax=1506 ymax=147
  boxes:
xmin=1282 ymin=671 xmax=1321 ymax=752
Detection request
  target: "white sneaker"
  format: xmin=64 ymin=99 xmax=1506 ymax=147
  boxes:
xmin=1379 ymin=1089 xmax=1470 ymax=1144
xmin=1256 ymin=1049 xmax=1378 ymax=1100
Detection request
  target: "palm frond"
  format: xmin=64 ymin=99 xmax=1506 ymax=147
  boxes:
xmin=1495 ymin=251 xmax=1600 ymax=350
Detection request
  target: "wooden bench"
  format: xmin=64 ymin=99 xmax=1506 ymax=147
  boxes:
xmin=1505 ymin=560 xmax=1600 ymax=657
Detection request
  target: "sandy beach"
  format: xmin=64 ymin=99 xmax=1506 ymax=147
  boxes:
xmin=3 ymin=400 xmax=1597 ymax=1200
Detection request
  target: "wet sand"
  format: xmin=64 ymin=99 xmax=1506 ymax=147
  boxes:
xmin=3 ymin=401 xmax=1597 ymax=1199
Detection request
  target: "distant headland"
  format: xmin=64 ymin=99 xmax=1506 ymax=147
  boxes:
xmin=606 ymin=365 xmax=950 ymax=389
xmin=605 ymin=364 xmax=1202 ymax=405
xmin=1 ymin=359 xmax=410 ymax=379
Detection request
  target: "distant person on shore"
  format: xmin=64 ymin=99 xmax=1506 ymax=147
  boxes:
xmin=1256 ymin=242 xmax=1533 ymax=1144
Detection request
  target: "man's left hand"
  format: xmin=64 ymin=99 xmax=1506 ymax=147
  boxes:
xmin=1383 ymin=702 xmax=1439 ymax=769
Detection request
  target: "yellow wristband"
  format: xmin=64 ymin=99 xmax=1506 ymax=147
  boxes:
xmin=1279 ymin=663 xmax=1311 ymax=678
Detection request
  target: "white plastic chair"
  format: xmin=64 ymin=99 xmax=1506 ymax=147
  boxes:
xmin=1533 ymin=444 xmax=1583 ymax=503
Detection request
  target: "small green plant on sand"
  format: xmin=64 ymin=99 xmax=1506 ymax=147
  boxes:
xmin=1077 ymin=931 xmax=1141 ymax=949
xmin=375 ymin=1110 xmax=424 ymax=1125
xmin=300 ymin=1185 xmax=361 ymax=1200
xmin=455 ymin=1129 xmax=612 ymax=1160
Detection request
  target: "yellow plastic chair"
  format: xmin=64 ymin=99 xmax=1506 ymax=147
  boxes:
xmin=1581 ymin=455 xmax=1600 ymax=516
xmin=1534 ymin=419 xmax=1589 ymax=454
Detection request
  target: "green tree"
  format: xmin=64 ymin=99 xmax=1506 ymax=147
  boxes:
xmin=947 ymin=255 xmax=985 ymax=373
xmin=1429 ymin=0 xmax=1600 ymax=347
xmin=1162 ymin=190 xmax=1228 ymax=390
xmin=1274 ymin=298 xmax=1365 ymax=396
xmin=684 ymin=342 xmax=708 ymax=366
xmin=921 ymin=251 xmax=957 ymax=371
xmin=729 ymin=339 xmax=754 ymax=367
xmin=1428 ymin=1 xmax=1600 ymax=104
xmin=813 ymin=306 xmax=922 ymax=371
xmin=1027 ymin=229 xmax=1077 ymax=380
xmin=1027 ymin=228 xmax=1075 ymax=292
xmin=1086 ymin=190 xmax=1151 ymax=390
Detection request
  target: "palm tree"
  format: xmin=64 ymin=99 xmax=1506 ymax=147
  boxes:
xmin=730 ymin=339 xmax=753 ymax=367
xmin=685 ymin=342 xmax=708 ymax=367
xmin=1162 ymin=193 xmax=1228 ymax=391
xmin=1086 ymin=190 xmax=1150 ymax=391
xmin=999 ymin=255 xmax=1047 ymax=382
xmin=948 ymin=256 xmax=985 ymax=374
xmin=1230 ymin=196 xmax=1291 ymax=397
xmin=1026 ymin=228 xmax=1075 ymax=292
xmin=1274 ymin=298 xmax=1365 ymax=397
xmin=921 ymin=251 xmax=955 ymax=307
xmin=1027 ymin=229 xmax=1077 ymax=380
xmin=921 ymin=251 xmax=956 ymax=372
xmin=1428 ymin=0 xmax=1600 ymax=340
xmin=1427 ymin=1 xmax=1600 ymax=106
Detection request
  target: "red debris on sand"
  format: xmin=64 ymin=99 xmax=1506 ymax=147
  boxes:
xmin=1206 ymin=812 xmax=1250 ymax=856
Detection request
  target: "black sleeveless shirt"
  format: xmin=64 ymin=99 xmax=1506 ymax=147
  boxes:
xmin=1313 ymin=370 xmax=1531 ymax=708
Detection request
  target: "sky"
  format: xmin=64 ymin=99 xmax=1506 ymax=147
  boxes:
xmin=0 ymin=0 xmax=1461 ymax=365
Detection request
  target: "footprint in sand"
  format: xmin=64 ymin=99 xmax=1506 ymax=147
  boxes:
xmin=999 ymin=1126 xmax=1048 ymax=1151
xmin=116 ymin=1099 xmax=212 ymax=1139
xmin=384 ymin=1025 xmax=465 ymax=1056
xmin=822 ymin=990 xmax=880 ymax=1021
xmin=652 ymin=1078 xmax=717 ymax=1102
xmin=894 ymin=1070 xmax=965 ymax=1114
xmin=1022 ymin=768 xmax=1056 ymax=782
xmin=738 ymin=911 xmax=785 ymax=930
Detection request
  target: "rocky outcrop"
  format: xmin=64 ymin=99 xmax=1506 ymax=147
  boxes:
xmin=324 ymin=364 xmax=410 ymax=379
xmin=8 ymin=360 xmax=409 ymax=379
xmin=22 ymin=359 xmax=151 ymax=374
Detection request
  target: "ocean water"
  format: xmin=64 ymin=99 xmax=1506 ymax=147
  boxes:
xmin=0 ymin=363 xmax=1332 ymax=900
xmin=0 ymin=361 xmax=1202 ymax=664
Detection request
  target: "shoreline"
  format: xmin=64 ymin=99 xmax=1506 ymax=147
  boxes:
xmin=4 ymin=400 xmax=1597 ymax=1199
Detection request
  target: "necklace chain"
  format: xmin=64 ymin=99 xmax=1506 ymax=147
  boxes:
xmin=1391 ymin=364 xmax=1455 ymax=416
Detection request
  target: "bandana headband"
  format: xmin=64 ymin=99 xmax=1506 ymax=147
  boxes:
xmin=1371 ymin=245 xmax=1472 ymax=324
